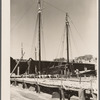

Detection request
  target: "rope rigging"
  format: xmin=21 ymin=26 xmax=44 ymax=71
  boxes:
xmin=30 ymin=14 xmax=39 ymax=59
xmin=11 ymin=0 xmax=36 ymax=32
xmin=42 ymin=0 xmax=66 ymax=14
xmin=41 ymin=11 xmax=46 ymax=60
xmin=46 ymin=24 xmax=66 ymax=72
xmin=68 ymin=25 xmax=73 ymax=60
xmin=55 ymin=25 xmax=65 ymax=59
xmin=68 ymin=15 xmax=92 ymax=55
xmin=29 ymin=0 xmax=46 ymax=61
xmin=11 ymin=0 xmax=90 ymax=61
xmin=69 ymin=25 xmax=80 ymax=57
xmin=60 ymin=26 xmax=66 ymax=59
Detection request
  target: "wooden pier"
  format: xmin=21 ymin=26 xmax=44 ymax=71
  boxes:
xmin=10 ymin=77 xmax=97 ymax=100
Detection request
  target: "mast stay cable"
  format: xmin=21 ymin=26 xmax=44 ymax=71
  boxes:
xmin=68 ymin=16 xmax=91 ymax=54
xmin=11 ymin=0 xmax=35 ymax=32
xmin=69 ymin=25 xmax=80 ymax=57
xmin=30 ymin=14 xmax=39 ymax=59
xmin=68 ymin=25 xmax=73 ymax=60
xmin=41 ymin=10 xmax=46 ymax=60
xmin=42 ymin=0 xmax=66 ymax=14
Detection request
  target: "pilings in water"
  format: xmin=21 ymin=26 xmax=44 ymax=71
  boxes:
xmin=59 ymin=87 xmax=65 ymax=100
xmin=78 ymin=88 xmax=85 ymax=100
xmin=35 ymin=82 xmax=40 ymax=93
xmin=11 ymin=78 xmax=18 ymax=86
xmin=22 ymin=82 xmax=28 ymax=89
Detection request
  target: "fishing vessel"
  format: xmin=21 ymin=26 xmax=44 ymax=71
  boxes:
xmin=10 ymin=0 xmax=97 ymax=100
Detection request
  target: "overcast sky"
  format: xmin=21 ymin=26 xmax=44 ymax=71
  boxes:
xmin=10 ymin=0 xmax=98 ymax=61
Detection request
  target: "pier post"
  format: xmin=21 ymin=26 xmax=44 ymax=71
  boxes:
xmin=35 ymin=82 xmax=40 ymax=93
xmin=79 ymin=76 xmax=81 ymax=84
xmin=91 ymin=93 xmax=97 ymax=100
xmin=91 ymin=89 xmax=97 ymax=100
xmin=78 ymin=88 xmax=85 ymax=100
xmin=59 ymin=87 xmax=65 ymax=100
xmin=37 ymin=84 xmax=40 ymax=93
xmin=24 ymin=83 xmax=28 ymax=89
xmin=14 ymin=79 xmax=17 ymax=86
xmin=22 ymin=82 xmax=25 ymax=89
xmin=67 ymin=90 xmax=71 ymax=100
xmin=22 ymin=81 xmax=27 ymax=89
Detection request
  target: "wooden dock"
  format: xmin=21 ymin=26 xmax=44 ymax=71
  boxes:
xmin=10 ymin=77 xmax=97 ymax=100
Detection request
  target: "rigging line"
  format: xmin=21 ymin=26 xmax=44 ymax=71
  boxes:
xmin=69 ymin=25 xmax=80 ymax=57
xmin=55 ymin=41 xmax=61 ymax=59
xmin=42 ymin=0 xmax=66 ymax=14
xmin=47 ymin=25 xmax=66 ymax=66
xmin=47 ymin=36 xmax=66 ymax=69
xmin=11 ymin=0 xmax=36 ymax=32
xmin=41 ymin=25 xmax=46 ymax=60
xmin=60 ymin=26 xmax=66 ymax=59
xmin=29 ymin=4 xmax=38 ymax=58
xmin=31 ymin=2 xmax=45 ymax=60
xmin=59 ymin=39 xmax=65 ymax=65
xmin=60 ymin=33 xmax=65 ymax=58
xmin=55 ymin=23 xmax=66 ymax=59
xmin=30 ymin=14 xmax=38 ymax=59
xmin=41 ymin=12 xmax=46 ymax=60
xmin=11 ymin=0 xmax=31 ymax=22
xmin=68 ymin=15 xmax=83 ymax=39
xmin=55 ymin=39 xmax=61 ymax=59
xmin=29 ymin=3 xmax=39 ymax=59
xmin=69 ymin=25 xmax=73 ymax=60
xmin=68 ymin=15 xmax=91 ymax=52
xmin=60 ymin=20 xmax=66 ymax=59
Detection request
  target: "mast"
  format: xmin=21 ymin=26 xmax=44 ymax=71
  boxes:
xmin=65 ymin=13 xmax=70 ymax=76
xmin=35 ymin=48 xmax=37 ymax=60
xmin=21 ymin=42 xmax=23 ymax=59
xmin=38 ymin=0 xmax=41 ymax=74
xmin=17 ymin=42 xmax=23 ymax=75
xmin=66 ymin=13 xmax=69 ymax=64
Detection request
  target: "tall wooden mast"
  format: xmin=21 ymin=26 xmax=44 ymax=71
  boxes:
xmin=64 ymin=13 xmax=70 ymax=76
xmin=38 ymin=0 xmax=41 ymax=74
xmin=66 ymin=13 xmax=69 ymax=64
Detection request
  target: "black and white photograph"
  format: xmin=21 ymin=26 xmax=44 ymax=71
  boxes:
xmin=10 ymin=0 xmax=98 ymax=100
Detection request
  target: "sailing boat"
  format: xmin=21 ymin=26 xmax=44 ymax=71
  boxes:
xmin=10 ymin=0 xmax=97 ymax=99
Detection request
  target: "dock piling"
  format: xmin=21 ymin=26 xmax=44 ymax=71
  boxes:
xmin=35 ymin=82 xmax=40 ymax=93
xmin=78 ymin=88 xmax=85 ymax=100
xmin=59 ymin=87 xmax=65 ymax=100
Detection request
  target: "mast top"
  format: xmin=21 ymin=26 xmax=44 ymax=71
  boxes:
xmin=66 ymin=13 xmax=69 ymax=24
xmin=38 ymin=0 xmax=41 ymax=13
xmin=38 ymin=0 xmax=41 ymax=4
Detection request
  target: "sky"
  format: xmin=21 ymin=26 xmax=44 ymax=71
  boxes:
xmin=10 ymin=0 xmax=98 ymax=61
